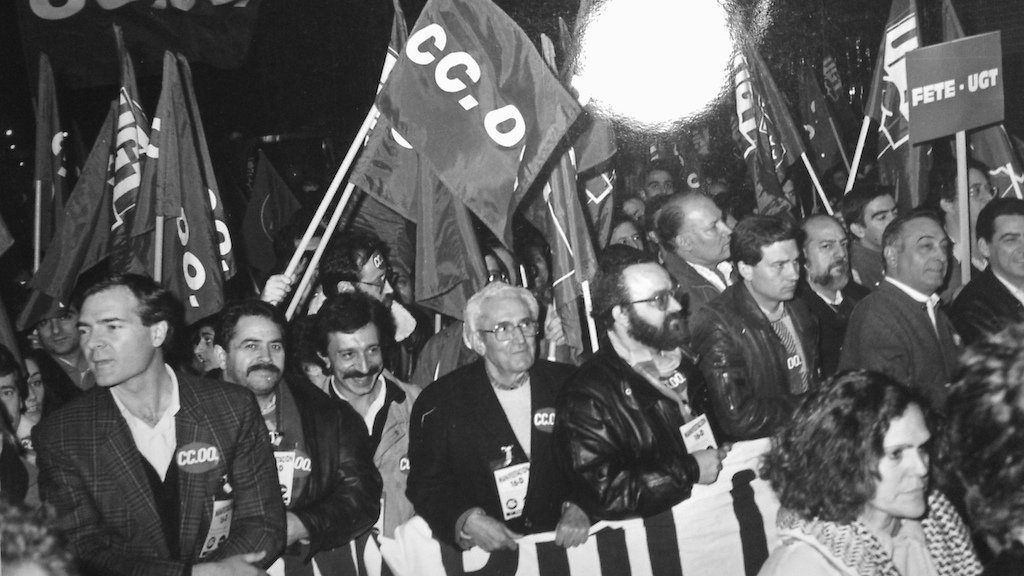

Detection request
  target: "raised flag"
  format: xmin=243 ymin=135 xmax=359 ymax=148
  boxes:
xmin=241 ymin=151 xmax=302 ymax=274
xmin=821 ymin=52 xmax=860 ymax=139
xmin=733 ymin=47 xmax=805 ymax=216
xmin=798 ymin=67 xmax=844 ymax=174
xmin=864 ymin=0 xmax=929 ymax=210
xmin=375 ymin=0 xmax=582 ymax=248
xmin=109 ymin=25 xmax=150 ymax=272
xmin=19 ymin=104 xmax=117 ymax=330
xmin=131 ymin=53 xmax=234 ymax=324
xmin=34 ymin=53 xmax=68 ymax=256
xmin=0 ymin=216 xmax=19 ymax=364
xmin=942 ymin=0 xmax=1024 ymax=199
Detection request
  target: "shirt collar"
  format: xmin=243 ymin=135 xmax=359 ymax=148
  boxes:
xmin=110 ymin=364 xmax=181 ymax=425
xmin=993 ymin=270 xmax=1024 ymax=305
xmin=885 ymin=277 xmax=940 ymax=307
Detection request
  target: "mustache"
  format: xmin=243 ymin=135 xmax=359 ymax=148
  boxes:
xmin=341 ymin=365 xmax=382 ymax=380
xmin=247 ymin=363 xmax=281 ymax=376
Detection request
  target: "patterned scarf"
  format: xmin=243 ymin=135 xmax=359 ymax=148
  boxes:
xmin=775 ymin=491 xmax=981 ymax=576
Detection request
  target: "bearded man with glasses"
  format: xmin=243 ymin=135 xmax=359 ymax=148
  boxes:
xmin=553 ymin=246 xmax=726 ymax=521
xmin=408 ymin=282 xmax=589 ymax=551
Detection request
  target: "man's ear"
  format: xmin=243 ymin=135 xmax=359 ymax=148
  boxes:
xmin=883 ymin=244 xmax=898 ymax=273
xmin=316 ymin=351 xmax=331 ymax=370
xmin=149 ymin=321 xmax=169 ymax=348
xmin=336 ymin=280 xmax=356 ymax=294
xmin=977 ymin=237 xmax=992 ymax=261
xmin=610 ymin=304 xmax=628 ymax=330
xmin=849 ymin=221 xmax=867 ymax=241
xmin=939 ymin=197 xmax=955 ymax=216
xmin=214 ymin=345 xmax=228 ymax=370
xmin=737 ymin=261 xmax=754 ymax=282
xmin=466 ymin=329 xmax=488 ymax=356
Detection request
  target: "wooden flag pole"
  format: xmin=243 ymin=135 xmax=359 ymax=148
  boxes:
xmin=581 ymin=279 xmax=599 ymax=352
xmin=845 ymin=116 xmax=872 ymax=193
xmin=800 ymin=152 xmax=834 ymax=215
xmin=285 ymin=182 xmax=357 ymax=320
xmin=154 ymin=215 xmax=164 ymax=282
xmin=33 ymin=181 xmax=42 ymax=272
xmin=956 ymin=130 xmax=971 ymax=286
xmin=282 ymin=107 xmax=378 ymax=280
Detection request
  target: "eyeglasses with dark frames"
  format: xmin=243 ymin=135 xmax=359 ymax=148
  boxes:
xmin=478 ymin=319 xmax=540 ymax=342
xmin=628 ymin=287 xmax=682 ymax=311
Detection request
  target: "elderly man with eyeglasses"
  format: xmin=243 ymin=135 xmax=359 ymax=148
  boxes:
xmin=407 ymin=282 xmax=589 ymax=552
xmin=552 ymin=246 xmax=725 ymax=521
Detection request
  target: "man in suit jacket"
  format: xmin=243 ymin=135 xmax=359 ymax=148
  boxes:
xmin=34 ymin=274 xmax=285 ymax=576
xmin=840 ymin=211 xmax=962 ymax=408
xmin=407 ymin=282 xmax=589 ymax=551
xmin=950 ymin=198 xmax=1024 ymax=345
xmin=653 ymin=193 xmax=734 ymax=320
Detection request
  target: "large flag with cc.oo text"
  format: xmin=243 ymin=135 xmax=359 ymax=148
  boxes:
xmin=339 ymin=439 xmax=781 ymax=576
xmin=375 ymin=0 xmax=582 ymax=248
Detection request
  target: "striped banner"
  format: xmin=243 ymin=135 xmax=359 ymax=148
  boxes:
xmin=339 ymin=439 xmax=780 ymax=576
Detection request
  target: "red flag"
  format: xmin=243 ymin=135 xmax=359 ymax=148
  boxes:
xmin=864 ymin=0 xmax=929 ymax=210
xmin=34 ymin=53 xmax=68 ymax=255
xmin=798 ymin=67 xmax=843 ymax=173
xmin=241 ymin=151 xmax=302 ymax=273
xmin=376 ymin=0 xmax=582 ymax=248
xmin=109 ymin=25 xmax=150 ymax=272
xmin=821 ymin=52 xmax=860 ymax=138
xmin=733 ymin=47 xmax=804 ymax=216
xmin=942 ymin=0 xmax=1023 ymax=199
xmin=131 ymin=53 xmax=235 ymax=324
xmin=19 ymin=103 xmax=117 ymax=330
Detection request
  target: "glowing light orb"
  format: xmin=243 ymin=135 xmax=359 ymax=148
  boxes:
xmin=573 ymin=0 xmax=734 ymax=130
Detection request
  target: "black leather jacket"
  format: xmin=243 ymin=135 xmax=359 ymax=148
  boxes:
xmin=553 ymin=345 xmax=706 ymax=521
xmin=690 ymin=283 xmax=820 ymax=442
xmin=282 ymin=377 xmax=383 ymax=560
xmin=950 ymin=267 xmax=1024 ymax=346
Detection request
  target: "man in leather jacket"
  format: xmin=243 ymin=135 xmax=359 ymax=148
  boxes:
xmin=553 ymin=246 xmax=726 ymax=521
xmin=950 ymin=198 xmax=1024 ymax=345
xmin=216 ymin=300 xmax=382 ymax=574
xmin=690 ymin=216 xmax=820 ymax=442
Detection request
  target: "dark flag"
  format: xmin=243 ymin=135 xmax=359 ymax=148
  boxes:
xmin=0 ymin=216 xmax=19 ymax=364
xmin=109 ymin=25 xmax=150 ymax=272
xmin=821 ymin=51 xmax=860 ymax=139
xmin=242 ymin=151 xmax=302 ymax=274
xmin=798 ymin=67 xmax=844 ymax=173
xmin=130 ymin=53 xmax=235 ymax=324
xmin=33 ymin=53 xmax=68 ymax=256
xmin=19 ymin=104 xmax=117 ymax=330
xmin=864 ymin=0 xmax=928 ymax=210
xmin=581 ymin=170 xmax=616 ymax=248
xmin=375 ymin=0 xmax=582 ymax=248
xmin=942 ymin=0 xmax=1023 ymax=198
xmin=521 ymin=146 xmax=598 ymax=358
xmin=733 ymin=47 xmax=805 ymax=216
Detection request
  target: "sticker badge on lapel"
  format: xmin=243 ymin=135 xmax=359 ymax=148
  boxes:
xmin=533 ymin=407 xmax=556 ymax=433
xmin=177 ymin=442 xmax=221 ymax=474
xmin=292 ymin=448 xmax=312 ymax=479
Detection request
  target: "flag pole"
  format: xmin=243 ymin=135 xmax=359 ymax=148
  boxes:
xmin=845 ymin=117 xmax=872 ymax=193
xmin=827 ymin=115 xmax=851 ymax=171
xmin=956 ymin=131 xmax=971 ymax=286
xmin=33 ymin=181 xmax=42 ymax=272
xmin=286 ymin=182 xmax=357 ymax=320
xmin=153 ymin=215 xmax=164 ymax=282
xmin=581 ymin=279 xmax=599 ymax=352
xmin=282 ymin=108 xmax=377 ymax=280
xmin=800 ymin=153 xmax=834 ymax=215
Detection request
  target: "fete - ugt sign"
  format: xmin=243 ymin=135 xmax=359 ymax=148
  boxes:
xmin=907 ymin=32 xmax=1004 ymax=144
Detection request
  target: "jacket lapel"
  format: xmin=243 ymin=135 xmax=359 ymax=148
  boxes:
xmin=175 ymin=378 xmax=214 ymax=560
xmin=96 ymin=390 xmax=171 ymax=558
xmin=467 ymin=362 xmax=527 ymax=468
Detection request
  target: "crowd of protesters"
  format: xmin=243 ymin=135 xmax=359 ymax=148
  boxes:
xmin=2 ymin=154 xmax=1024 ymax=576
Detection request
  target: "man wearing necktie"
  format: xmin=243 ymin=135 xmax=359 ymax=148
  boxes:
xmin=839 ymin=210 xmax=962 ymax=409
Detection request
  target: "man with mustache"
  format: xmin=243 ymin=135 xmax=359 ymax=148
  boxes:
xmin=315 ymin=292 xmax=420 ymax=538
xmin=794 ymin=214 xmax=868 ymax=377
xmin=691 ymin=215 xmax=820 ymax=442
xmin=215 ymin=300 xmax=382 ymax=574
xmin=840 ymin=210 xmax=962 ymax=408
xmin=554 ymin=246 xmax=726 ymax=520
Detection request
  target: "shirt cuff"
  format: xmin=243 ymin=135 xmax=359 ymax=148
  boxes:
xmin=454 ymin=507 xmax=486 ymax=549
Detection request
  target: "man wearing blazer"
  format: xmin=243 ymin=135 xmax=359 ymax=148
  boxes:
xmin=840 ymin=210 xmax=962 ymax=409
xmin=407 ymin=282 xmax=589 ymax=551
xmin=34 ymin=275 xmax=285 ymax=576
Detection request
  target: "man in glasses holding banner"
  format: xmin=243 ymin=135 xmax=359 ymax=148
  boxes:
xmin=407 ymin=282 xmax=589 ymax=551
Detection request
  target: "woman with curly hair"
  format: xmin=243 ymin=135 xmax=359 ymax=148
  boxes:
xmin=947 ymin=324 xmax=1024 ymax=575
xmin=758 ymin=370 xmax=981 ymax=576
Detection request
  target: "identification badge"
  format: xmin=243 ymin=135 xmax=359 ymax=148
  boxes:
xmin=493 ymin=462 xmax=530 ymax=521
xmin=680 ymin=414 xmax=717 ymax=452
xmin=199 ymin=498 xmax=233 ymax=558
xmin=275 ymin=451 xmax=296 ymax=505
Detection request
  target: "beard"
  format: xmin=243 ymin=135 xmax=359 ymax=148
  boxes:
xmin=809 ymin=258 xmax=850 ymax=290
xmin=626 ymin=306 xmax=687 ymax=351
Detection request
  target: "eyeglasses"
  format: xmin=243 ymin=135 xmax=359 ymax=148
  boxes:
xmin=612 ymin=233 xmax=643 ymax=246
xmin=486 ymin=272 xmax=511 ymax=285
xmin=357 ymin=276 xmax=387 ymax=293
xmin=969 ymin=183 xmax=997 ymax=198
xmin=479 ymin=319 xmax=539 ymax=342
xmin=628 ymin=287 xmax=682 ymax=311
